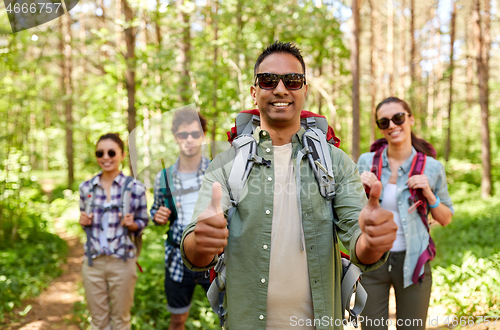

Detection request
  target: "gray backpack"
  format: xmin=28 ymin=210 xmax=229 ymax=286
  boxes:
xmin=207 ymin=110 xmax=367 ymax=328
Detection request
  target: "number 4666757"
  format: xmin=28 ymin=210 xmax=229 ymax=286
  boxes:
xmin=6 ymin=2 xmax=62 ymax=14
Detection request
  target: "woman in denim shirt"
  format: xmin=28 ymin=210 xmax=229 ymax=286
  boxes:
xmin=357 ymin=97 xmax=454 ymax=330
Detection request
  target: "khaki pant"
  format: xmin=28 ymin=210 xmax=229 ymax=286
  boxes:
xmin=82 ymin=255 xmax=138 ymax=330
xmin=360 ymin=251 xmax=432 ymax=330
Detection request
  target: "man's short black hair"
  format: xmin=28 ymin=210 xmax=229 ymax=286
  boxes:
xmin=254 ymin=41 xmax=306 ymax=77
xmin=171 ymin=108 xmax=207 ymax=134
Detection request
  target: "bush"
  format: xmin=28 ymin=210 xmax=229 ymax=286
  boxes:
xmin=432 ymin=252 xmax=500 ymax=318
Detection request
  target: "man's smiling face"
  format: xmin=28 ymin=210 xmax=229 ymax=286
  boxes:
xmin=250 ymin=53 xmax=308 ymax=129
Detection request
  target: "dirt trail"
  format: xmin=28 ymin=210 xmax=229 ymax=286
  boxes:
xmin=7 ymin=218 xmax=84 ymax=330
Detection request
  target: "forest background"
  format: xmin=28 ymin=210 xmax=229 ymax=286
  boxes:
xmin=1 ymin=0 xmax=500 ymax=328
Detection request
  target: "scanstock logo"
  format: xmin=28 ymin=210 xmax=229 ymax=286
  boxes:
xmin=4 ymin=0 xmax=79 ymax=33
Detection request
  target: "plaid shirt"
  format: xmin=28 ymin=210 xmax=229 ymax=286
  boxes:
xmin=150 ymin=156 xmax=209 ymax=282
xmin=79 ymin=172 xmax=149 ymax=260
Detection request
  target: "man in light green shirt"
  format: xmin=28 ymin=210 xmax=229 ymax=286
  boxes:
xmin=181 ymin=41 xmax=397 ymax=329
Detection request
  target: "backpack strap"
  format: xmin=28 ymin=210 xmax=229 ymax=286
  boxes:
xmin=366 ymin=147 xmax=385 ymax=196
xmin=408 ymin=152 xmax=436 ymax=285
xmin=120 ymin=176 xmax=135 ymax=262
xmin=208 ymin=134 xmax=271 ymax=328
xmin=162 ymin=167 xmax=179 ymax=225
xmin=301 ymin=118 xmax=336 ymax=200
xmin=84 ymin=184 xmax=96 ymax=266
xmin=227 ymin=134 xmax=271 ymax=209
xmin=341 ymin=258 xmax=367 ymax=327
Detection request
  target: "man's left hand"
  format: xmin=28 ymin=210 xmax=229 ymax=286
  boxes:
xmin=357 ymin=181 xmax=397 ymax=258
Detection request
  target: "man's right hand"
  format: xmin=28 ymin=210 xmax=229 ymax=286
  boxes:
xmin=80 ymin=212 xmax=93 ymax=226
xmin=154 ymin=206 xmax=172 ymax=225
xmin=184 ymin=182 xmax=228 ymax=267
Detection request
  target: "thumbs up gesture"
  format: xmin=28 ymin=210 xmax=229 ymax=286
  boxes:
xmin=357 ymin=181 xmax=397 ymax=260
xmin=184 ymin=182 xmax=228 ymax=267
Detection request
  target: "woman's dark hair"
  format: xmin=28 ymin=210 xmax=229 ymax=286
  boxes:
xmin=171 ymin=108 xmax=207 ymax=134
xmin=97 ymin=133 xmax=125 ymax=154
xmin=375 ymin=97 xmax=436 ymax=158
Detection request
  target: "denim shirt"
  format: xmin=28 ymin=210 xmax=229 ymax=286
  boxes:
xmin=357 ymin=147 xmax=454 ymax=288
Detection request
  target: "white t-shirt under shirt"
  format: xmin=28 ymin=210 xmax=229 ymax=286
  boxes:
xmin=266 ymin=143 xmax=315 ymax=329
xmin=177 ymin=171 xmax=199 ymax=227
xmin=380 ymin=183 xmax=406 ymax=251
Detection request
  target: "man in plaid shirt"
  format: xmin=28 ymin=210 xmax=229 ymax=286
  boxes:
xmin=150 ymin=108 xmax=210 ymax=330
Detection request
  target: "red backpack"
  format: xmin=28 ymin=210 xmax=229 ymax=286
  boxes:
xmin=367 ymin=140 xmax=435 ymax=285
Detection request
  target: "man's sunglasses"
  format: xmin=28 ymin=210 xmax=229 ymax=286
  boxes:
xmin=255 ymin=73 xmax=306 ymax=90
xmin=95 ymin=149 xmax=117 ymax=158
xmin=176 ymin=131 xmax=203 ymax=140
xmin=376 ymin=112 xmax=407 ymax=129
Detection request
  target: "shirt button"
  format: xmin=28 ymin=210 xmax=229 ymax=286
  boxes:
xmin=268 ymin=177 xmax=272 ymax=182
xmin=266 ymin=148 xmax=271 ymax=153
xmin=263 ymin=245 xmax=268 ymax=250
xmin=259 ymin=315 xmax=264 ymax=320
xmin=262 ymin=132 xmax=267 ymax=136
xmin=261 ymin=278 xmax=266 ymax=283
xmin=265 ymin=210 xmax=271 ymax=215
xmin=399 ymin=173 xmax=402 ymax=176
xmin=398 ymin=201 xmax=401 ymax=205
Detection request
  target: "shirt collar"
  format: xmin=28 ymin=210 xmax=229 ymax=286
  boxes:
xmin=172 ymin=156 xmax=210 ymax=176
xmin=253 ymin=126 xmax=306 ymax=145
xmin=90 ymin=171 xmax=126 ymax=187
xmin=381 ymin=147 xmax=417 ymax=174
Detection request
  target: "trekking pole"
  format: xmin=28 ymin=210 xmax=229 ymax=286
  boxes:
xmin=84 ymin=192 xmax=94 ymax=266
xmin=122 ymin=181 xmax=133 ymax=262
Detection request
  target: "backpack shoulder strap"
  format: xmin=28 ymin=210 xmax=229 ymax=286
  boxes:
xmin=300 ymin=118 xmax=336 ymax=200
xmin=160 ymin=166 xmax=179 ymax=225
xmin=226 ymin=134 xmax=270 ymax=209
xmin=408 ymin=152 xmax=429 ymax=225
xmin=370 ymin=147 xmax=385 ymax=181
xmin=120 ymin=176 xmax=135 ymax=215
xmin=365 ymin=147 xmax=385 ymax=196
xmin=84 ymin=182 xmax=97 ymax=267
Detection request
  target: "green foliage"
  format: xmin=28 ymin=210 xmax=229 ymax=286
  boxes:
xmin=429 ymin=159 xmax=500 ymax=317
xmin=432 ymin=252 xmax=500 ymax=318
xmin=0 ymin=234 xmax=67 ymax=319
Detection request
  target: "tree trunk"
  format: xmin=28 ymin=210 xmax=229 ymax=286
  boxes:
xmin=43 ymin=89 xmax=50 ymax=172
xmin=397 ymin=0 xmax=406 ymax=98
xmin=116 ymin=0 xmax=123 ymax=112
xmin=445 ymin=2 xmax=456 ymax=161
xmin=60 ymin=15 xmax=74 ymax=189
xmin=435 ymin=10 xmax=443 ymax=133
xmin=426 ymin=6 xmax=435 ymax=132
xmin=410 ymin=0 xmax=416 ymax=111
xmin=211 ymin=0 xmax=218 ymax=159
xmin=465 ymin=6 xmax=474 ymax=156
xmin=474 ymin=0 xmax=492 ymax=197
xmin=177 ymin=0 xmax=191 ymax=103
xmin=123 ymin=0 xmax=137 ymax=175
xmin=351 ymin=0 xmax=361 ymax=161
xmin=387 ymin=0 xmax=394 ymax=95
xmin=369 ymin=0 xmax=379 ymax=144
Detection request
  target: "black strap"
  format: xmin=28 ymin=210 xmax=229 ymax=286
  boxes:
xmin=162 ymin=167 xmax=179 ymax=225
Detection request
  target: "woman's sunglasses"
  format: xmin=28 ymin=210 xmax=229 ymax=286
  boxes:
xmin=176 ymin=131 xmax=203 ymax=140
xmin=255 ymin=73 xmax=306 ymax=90
xmin=95 ymin=149 xmax=117 ymax=158
xmin=376 ymin=112 xmax=407 ymax=129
